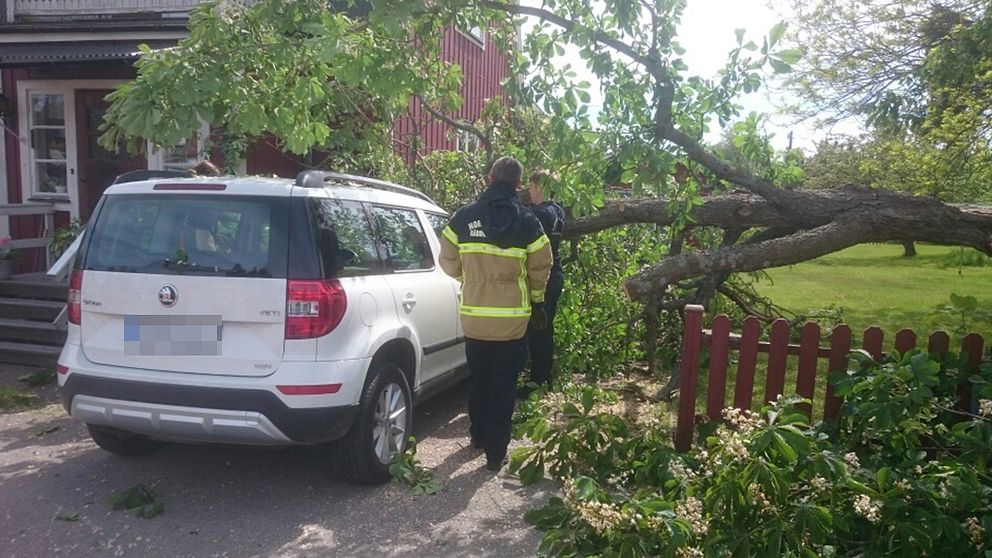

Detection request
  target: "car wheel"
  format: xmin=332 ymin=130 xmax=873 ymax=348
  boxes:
xmin=86 ymin=424 xmax=158 ymax=457
xmin=337 ymin=362 xmax=412 ymax=484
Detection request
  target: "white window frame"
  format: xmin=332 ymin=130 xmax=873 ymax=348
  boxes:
xmin=16 ymin=79 xmax=134 ymax=220
xmin=147 ymin=120 xmax=212 ymax=173
xmin=457 ymin=25 xmax=485 ymax=48
xmin=455 ymin=128 xmax=480 ymax=153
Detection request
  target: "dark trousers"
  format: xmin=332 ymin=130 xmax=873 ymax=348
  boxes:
xmin=466 ymin=336 xmax=527 ymax=462
xmin=528 ymin=272 xmax=564 ymax=387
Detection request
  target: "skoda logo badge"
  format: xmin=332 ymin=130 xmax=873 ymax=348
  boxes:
xmin=159 ymin=285 xmax=178 ymax=307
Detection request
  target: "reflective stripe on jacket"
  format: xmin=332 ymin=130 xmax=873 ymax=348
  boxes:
xmin=439 ymin=183 xmax=553 ymax=341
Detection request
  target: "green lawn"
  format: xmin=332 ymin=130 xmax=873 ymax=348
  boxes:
xmin=755 ymin=243 xmax=992 ymax=343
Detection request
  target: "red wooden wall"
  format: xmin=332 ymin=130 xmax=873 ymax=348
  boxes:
xmin=393 ymin=27 xmax=510 ymax=164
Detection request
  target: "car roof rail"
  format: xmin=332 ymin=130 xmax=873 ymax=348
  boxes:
xmin=295 ymin=171 xmax=433 ymax=204
xmin=112 ymin=169 xmax=193 ymax=184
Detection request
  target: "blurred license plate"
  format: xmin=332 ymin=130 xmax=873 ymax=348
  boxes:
xmin=124 ymin=315 xmax=223 ymax=356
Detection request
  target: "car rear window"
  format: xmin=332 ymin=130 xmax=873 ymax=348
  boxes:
xmin=83 ymin=194 xmax=289 ymax=277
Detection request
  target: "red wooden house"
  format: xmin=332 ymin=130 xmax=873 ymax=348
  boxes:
xmin=0 ymin=0 xmax=510 ymax=272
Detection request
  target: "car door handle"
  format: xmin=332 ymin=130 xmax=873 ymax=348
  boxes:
xmin=402 ymin=294 xmax=417 ymax=311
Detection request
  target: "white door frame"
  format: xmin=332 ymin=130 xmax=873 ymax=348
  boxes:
xmin=16 ymin=79 xmax=129 ymax=220
xmin=0 ymin=79 xmax=9 ymax=239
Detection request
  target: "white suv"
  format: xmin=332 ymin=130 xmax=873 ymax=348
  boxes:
xmin=57 ymin=171 xmax=467 ymax=484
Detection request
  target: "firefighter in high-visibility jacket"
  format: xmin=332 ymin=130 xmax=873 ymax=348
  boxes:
xmin=439 ymin=156 xmax=553 ymax=471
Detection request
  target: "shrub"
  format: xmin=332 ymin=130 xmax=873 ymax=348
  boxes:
xmin=517 ymin=352 xmax=992 ymax=557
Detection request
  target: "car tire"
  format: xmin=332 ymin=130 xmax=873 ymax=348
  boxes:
xmin=337 ymin=362 xmax=412 ymax=484
xmin=86 ymin=424 xmax=158 ymax=457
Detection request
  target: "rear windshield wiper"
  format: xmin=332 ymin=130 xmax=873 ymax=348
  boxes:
xmin=161 ymin=258 xmax=222 ymax=274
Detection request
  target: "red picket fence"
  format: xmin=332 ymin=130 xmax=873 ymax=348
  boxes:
xmin=674 ymin=304 xmax=986 ymax=452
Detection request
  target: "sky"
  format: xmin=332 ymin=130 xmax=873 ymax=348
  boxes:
xmin=678 ymin=0 xmax=863 ymax=151
xmin=520 ymin=0 xmax=865 ymax=152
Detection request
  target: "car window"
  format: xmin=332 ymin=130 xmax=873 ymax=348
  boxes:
xmin=310 ymin=199 xmax=382 ymax=277
xmin=84 ymin=195 xmax=288 ymax=277
xmin=372 ymin=206 xmax=434 ymax=272
xmin=425 ymin=213 xmax=448 ymax=238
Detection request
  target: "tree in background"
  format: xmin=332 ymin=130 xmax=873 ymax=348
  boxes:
xmin=787 ymin=0 xmax=991 ymax=205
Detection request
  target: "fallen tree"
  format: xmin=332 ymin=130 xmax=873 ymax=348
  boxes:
xmin=565 ymin=187 xmax=992 ymax=303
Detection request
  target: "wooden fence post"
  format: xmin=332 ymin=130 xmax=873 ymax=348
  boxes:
xmin=961 ymin=334 xmax=985 ymax=413
xmin=764 ymin=319 xmax=789 ymax=404
xmin=823 ymin=325 xmax=851 ymax=421
xmin=706 ymin=315 xmax=731 ymax=421
xmin=733 ymin=316 xmax=760 ymax=412
xmin=796 ymin=322 xmax=820 ymax=418
xmin=675 ymin=305 xmax=704 ymax=452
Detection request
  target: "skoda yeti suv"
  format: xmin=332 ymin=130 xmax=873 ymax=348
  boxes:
xmin=57 ymin=171 xmax=467 ymax=484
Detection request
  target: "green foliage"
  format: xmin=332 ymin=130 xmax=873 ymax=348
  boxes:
xmin=518 ymin=352 xmax=992 ymax=556
xmin=934 ymin=293 xmax=992 ymax=337
xmin=555 ymin=226 xmax=674 ymax=378
xmin=18 ymin=369 xmax=56 ymax=388
xmin=49 ymin=220 xmax=85 ymax=260
xmin=34 ymin=425 xmax=60 ymax=437
xmin=712 ymin=113 xmax=805 ymax=188
xmin=943 ymin=248 xmax=992 ymax=269
xmin=109 ymin=484 xmax=164 ymax=519
xmin=0 ymin=386 xmax=38 ymax=411
xmin=389 ymin=436 xmax=443 ymax=495
xmin=101 ymin=0 xmax=465 ymax=168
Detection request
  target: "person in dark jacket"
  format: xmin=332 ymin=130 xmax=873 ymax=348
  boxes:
xmin=522 ymin=172 xmax=566 ymax=389
xmin=439 ymin=157 xmax=553 ymax=471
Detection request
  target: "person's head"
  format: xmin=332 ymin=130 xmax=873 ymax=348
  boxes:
xmin=190 ymin=160 xmax=221 ymax=177
xmin=488 ymin=156 xmax=523 ymax=190
xmin=528 ymin=171 xmax=551 ymax=205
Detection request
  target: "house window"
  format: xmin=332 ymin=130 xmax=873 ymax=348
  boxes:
xmin=458 ymin=26 xmax=485 ymax=48
xmin=455 ymin=129 xmax=480 ymax=153
xmin=28 ymin=93 xmax=69 ymax=198
xmin=149 ymin=121 xmax=211 ymax=172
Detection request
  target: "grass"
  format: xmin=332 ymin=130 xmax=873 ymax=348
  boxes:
xmin=754 ymin=243 xmax=992 ymax=342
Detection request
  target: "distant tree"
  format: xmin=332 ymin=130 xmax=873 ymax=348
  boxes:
xmin=786 ymin=0 xmax=991 ymax=205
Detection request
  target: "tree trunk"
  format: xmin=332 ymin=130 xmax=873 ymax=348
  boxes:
xmin=902 ymin=240 xmax=917 ymax=257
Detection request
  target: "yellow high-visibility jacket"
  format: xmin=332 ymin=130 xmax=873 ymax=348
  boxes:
xmin=439 ymin=183 xmax=553 ymax=341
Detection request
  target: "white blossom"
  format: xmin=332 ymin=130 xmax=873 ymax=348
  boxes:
xmin=979 ymin=399 xmax=992 ymax=418
xmin=853 ymin=494 xmax=881 ymax=524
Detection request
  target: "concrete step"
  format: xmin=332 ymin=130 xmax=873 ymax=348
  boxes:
xmin=0 ymin=297 xmax=65 ymax=322
xmin=0 ymin=318 xmax=66 ymax=346
xmin=0 ymin=280 xmax=67 ymax=302
xmin=0 ymin=341 xmax=60 ymax=367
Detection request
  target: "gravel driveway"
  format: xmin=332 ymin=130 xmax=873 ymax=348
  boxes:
xmin=0 ymin=365 xmax=551 ymax=558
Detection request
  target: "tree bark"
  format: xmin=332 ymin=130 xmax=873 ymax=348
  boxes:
xmin=902 ymin=240 xmax=917 ymax=257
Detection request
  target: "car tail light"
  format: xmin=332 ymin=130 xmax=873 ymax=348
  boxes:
xmin=285 ymin=279 xmax=347 ymax=339
xmin=68 ymin=270 xmax=83 ymax=325
xmin=56 ymin=364 xmax=69 ymax=375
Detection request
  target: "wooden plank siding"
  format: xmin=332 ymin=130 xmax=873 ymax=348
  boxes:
xmin=393 ymin=27 xmax=510 ymax=165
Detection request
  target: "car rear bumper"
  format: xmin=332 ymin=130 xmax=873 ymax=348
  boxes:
xmin=62 ymin=373 xmax=359 ymax=445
